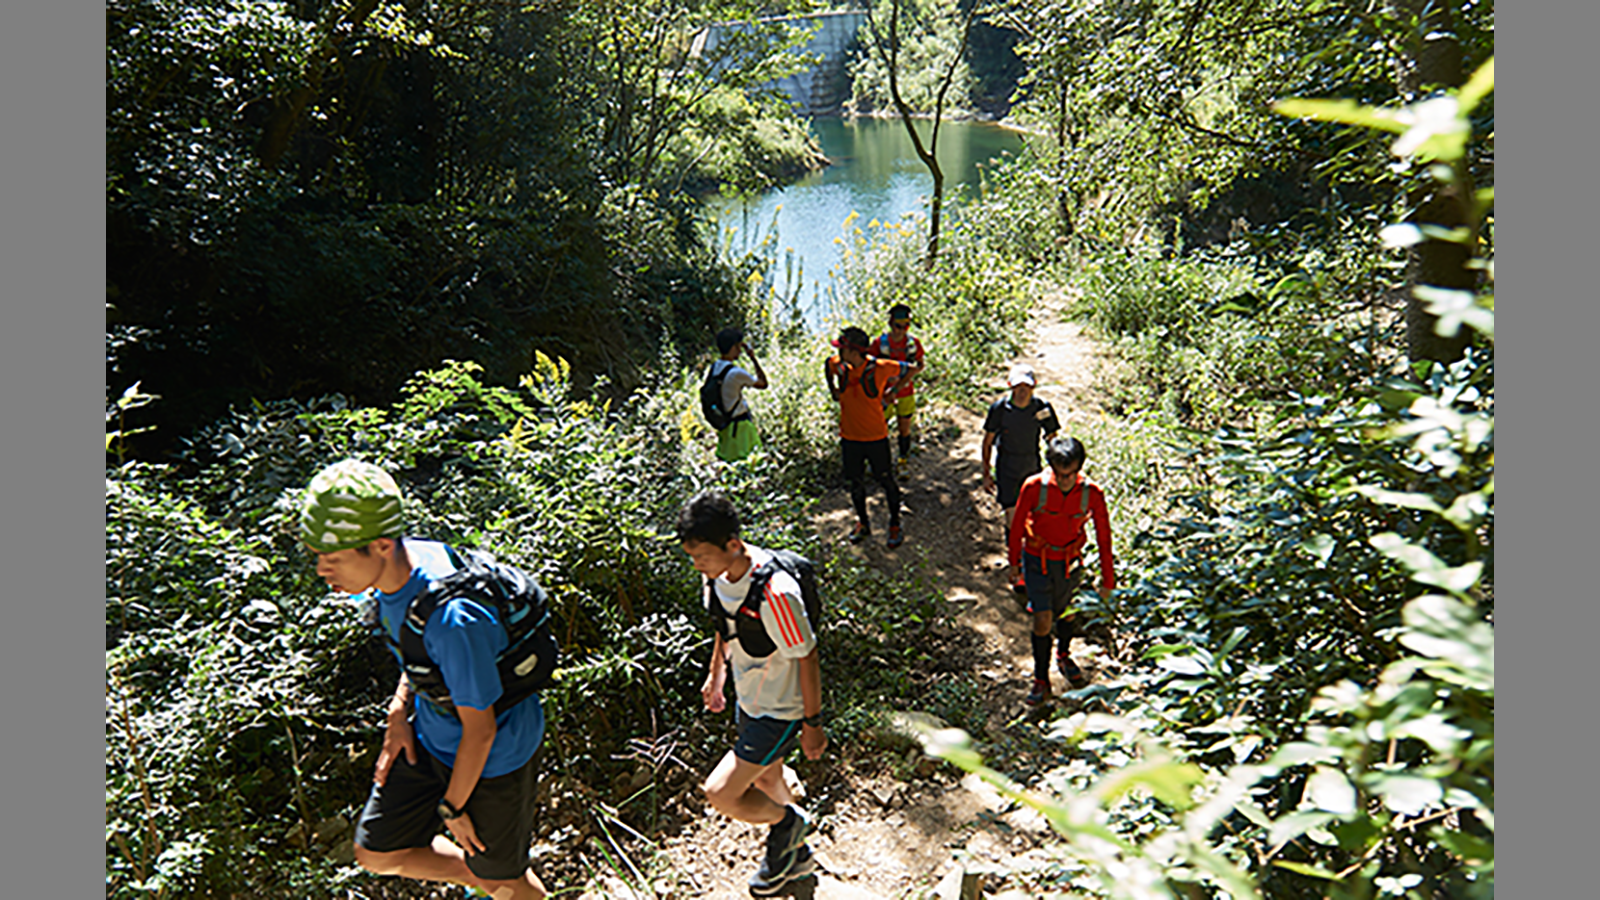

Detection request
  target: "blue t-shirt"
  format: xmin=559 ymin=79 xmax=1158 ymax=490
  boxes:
xmin=371 ymin=540 xmax=545 ymax=777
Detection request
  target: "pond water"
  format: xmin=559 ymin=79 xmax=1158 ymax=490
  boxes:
xmin=703 ymin=116 xmax=1027 ymax=330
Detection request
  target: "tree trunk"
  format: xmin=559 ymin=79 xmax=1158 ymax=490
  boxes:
xmin=1391 ymin=0 xmax=1473 ymax=364
xmin=865 ymin=0 xmax=975 ymax=269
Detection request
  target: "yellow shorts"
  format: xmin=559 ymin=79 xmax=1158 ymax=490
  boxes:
xmin=883 ymin=395 xmax=917 ymax=420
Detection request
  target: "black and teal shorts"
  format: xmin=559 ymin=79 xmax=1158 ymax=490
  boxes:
xmin=733 ymin=708 xmax=804 ymax=767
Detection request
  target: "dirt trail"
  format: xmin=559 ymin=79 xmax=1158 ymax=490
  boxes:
xmin=648 ymin=290 xmax=1116 ymax=900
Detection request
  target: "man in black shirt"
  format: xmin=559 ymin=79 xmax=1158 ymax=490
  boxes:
xmin=980 ymin=364 xmax=1062 ymax=592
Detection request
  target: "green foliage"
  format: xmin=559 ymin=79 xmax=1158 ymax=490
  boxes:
xmin=1072 ymin=234 xmax=1393 ymax=430
xmin=105 ymin=331 xmax=967 ymax=895
xmin=995 ymin=0 xmax=1493 ymax=249
xmin=663 ymin=86 xmax=827 ymax=194
xmin=909 ymin=53 xmax=1493 ymax=900
xmin=849 ymin=0 xmax=975 ymax=116
xmin=107 ymin=0 xmax=821 ymax=458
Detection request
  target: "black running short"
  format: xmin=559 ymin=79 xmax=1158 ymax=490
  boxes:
xmin=353 ymin=741 xmax=539 ymax=882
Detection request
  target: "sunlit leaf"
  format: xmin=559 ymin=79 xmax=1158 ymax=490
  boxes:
xmin=1270 ymin=810 xmax=1338 ymax=847
xmin=1413 ymin=560 xmax=1483 ymax=594
xmin=1417 ymin=285 xmax=1496 ymax=339
xmin=1352 ymin=486 xmax=1442 ymax=514
xmin=1268 ymin=742 xmax=1342 ymax=769
xmin=1390 ymin=96 xmax=1470 ymax=162
xmin=1156 ymin=654 xmax=1208 ymax=676
xmin=1094 ymin=757 xmax=1204 ymax=810
xmin=1458 ymin=57 xmax=1495 ymax=114
xmin=1299 ymin=533 xmax=1336 ymax=563
xmin=1273 ymin=98 xmax=1408 ymax=133
xmin=1369 ymin=774 xmax=1442 ymax=816
xmin=1379 ymin=223 xmax=1423 ymax=248
xmin=1399 ymin=595 xmax=1494 ymax=689
xmin=1272 ymin=859 xmax=1342 ymax=880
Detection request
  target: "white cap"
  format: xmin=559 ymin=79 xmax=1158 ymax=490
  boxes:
xmin=1007 ymin=364 xmax=1036 ymax=387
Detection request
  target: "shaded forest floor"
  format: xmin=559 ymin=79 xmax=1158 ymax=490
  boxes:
xmin=638 ymin=289 xmax=1124 ymax=900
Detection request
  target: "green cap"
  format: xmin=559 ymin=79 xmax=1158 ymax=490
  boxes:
xmin=299 ymin=459 xmax=406 ymax=553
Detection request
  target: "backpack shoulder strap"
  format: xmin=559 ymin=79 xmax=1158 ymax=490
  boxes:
xmin=742 ymin=561 xmax=773 ymax=617
xmin=1032 ymin=472 xmax=1054 ymax=514
xmin=879 ymin=334 xmax=892 ymax=356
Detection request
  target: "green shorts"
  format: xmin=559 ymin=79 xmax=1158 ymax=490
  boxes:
xmin=716 ymin=417 xmax=760 ymax=462
xmin=883 ymin=395 xmax=917 ymax=420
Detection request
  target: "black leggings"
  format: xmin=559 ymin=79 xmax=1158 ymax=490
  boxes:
xmin=842 ymin=438 xmax=900 ymax=528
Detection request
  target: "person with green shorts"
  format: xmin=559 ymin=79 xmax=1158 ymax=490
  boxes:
xmin=874 ymin=303 xmax=926 ymax=476
xmin=710 ymin=326 xmax=768 ymax=462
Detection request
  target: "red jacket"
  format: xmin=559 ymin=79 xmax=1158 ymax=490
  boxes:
xmin=1008 ymin=470 xmax=1115 ymax=592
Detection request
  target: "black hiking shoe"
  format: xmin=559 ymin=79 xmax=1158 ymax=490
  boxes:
xmin=1025 ymin=678 xmax=1052 ymax=706
xmin=1058 ymin=654 xmax=1090 ymax=688
xmin=886 ymin=524 xmax=904 ymax=548
xmin=749 ymin=844 xmax=816 ymax=897
xmin=848 ymin=521 xmax=870 ymax=544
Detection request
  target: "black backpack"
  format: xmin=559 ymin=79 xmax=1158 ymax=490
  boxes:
xmin=700 ymin=360 xmax=752 ymax=431
xmin=383 ymin=546 xmax=559 ymax=717
xmin=707 ymin=549 xmax=821 ymax=659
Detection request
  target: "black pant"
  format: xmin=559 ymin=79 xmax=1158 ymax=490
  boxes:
xmin=842 ymin=438 xmax=900 ymax=528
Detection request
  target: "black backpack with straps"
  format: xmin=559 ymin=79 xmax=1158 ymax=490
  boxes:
xmin=707 ymin=549 xmax=821 ymax=659
xmin=384 ymin=546 xmax=559 ymax=718
xmin=701 ymin=360 xmax=752 ymax=431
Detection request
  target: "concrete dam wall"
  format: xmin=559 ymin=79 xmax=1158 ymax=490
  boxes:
xmin=693 ymin=11 xmax=867 ymax=116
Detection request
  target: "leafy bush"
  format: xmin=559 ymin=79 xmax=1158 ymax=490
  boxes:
xmin=106 ymin=328 xmax=970 ymax=895
xmin=911 ymin=58 xmax=1493 ymax=900
xmin=1072 ymin=245 xmax=1377 ymax=430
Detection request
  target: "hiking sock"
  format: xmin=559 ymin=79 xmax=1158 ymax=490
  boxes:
xmin=1031 ymin=632 xmax=1053 ymax=683
xmin=898 ymin=434 xmax=911 ymax=459
xmin=1056 ymin=613 xmax=1080 ymax=644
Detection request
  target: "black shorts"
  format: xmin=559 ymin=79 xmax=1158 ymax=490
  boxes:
xmin=1022 ymin=553 xmax=1086 ymax=617
xmin=353 ymin=742 xmax=539 ymax=882
xmin=733 ymin=709 xmax=804 ymax=767
xmin=996 ymin=465 xmax=1041 ymax=510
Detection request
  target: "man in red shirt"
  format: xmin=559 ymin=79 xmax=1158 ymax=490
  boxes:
xmin=874 ymin=303 xmax=926 ymax=476
xmin=1008 ymin=437 xmax=1115 ymax=705
xmin=825 ymin=326 xmax=912 ymax=548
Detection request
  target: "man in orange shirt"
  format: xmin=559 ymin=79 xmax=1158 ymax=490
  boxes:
xmin=825 ymin=326 xmax=912 ymax=548
xmin=1008 ymin=437 xmax=1115 ymax=705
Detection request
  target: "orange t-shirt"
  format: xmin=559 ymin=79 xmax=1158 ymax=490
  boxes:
xmin=831 ymin=356 xmax=908 ymax=442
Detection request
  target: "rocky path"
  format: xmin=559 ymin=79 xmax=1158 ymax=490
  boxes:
xmin=643 ymin=290 xmax=1117 ymax=900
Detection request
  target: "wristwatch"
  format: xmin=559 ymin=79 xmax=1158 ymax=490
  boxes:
xmin=803 ymin=711 xmax=827 ymax=728
xmin=436 ymin=798 xmax=464 ymax=821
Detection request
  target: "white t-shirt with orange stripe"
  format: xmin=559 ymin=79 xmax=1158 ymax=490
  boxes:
xmin=713 ymin=544 xmax=816 ymax=720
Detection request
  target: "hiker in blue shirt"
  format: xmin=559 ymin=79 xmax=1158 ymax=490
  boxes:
xmin=299 ymin=459 xmax=550 ymax=900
